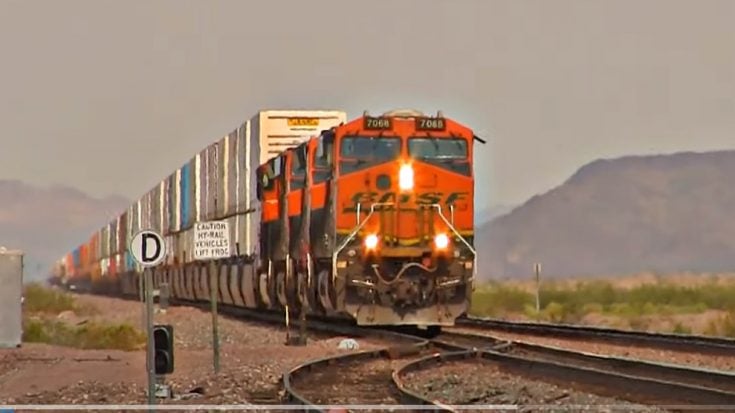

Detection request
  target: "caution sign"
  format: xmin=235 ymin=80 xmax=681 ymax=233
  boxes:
xmin=193 ymin=221 xmax=231 ymax=260
xmin=287 ymin=117 xmax=319 ymax=127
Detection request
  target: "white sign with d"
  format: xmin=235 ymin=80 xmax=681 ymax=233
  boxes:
xmin=130 ymin=230 xmax=166 ymax=267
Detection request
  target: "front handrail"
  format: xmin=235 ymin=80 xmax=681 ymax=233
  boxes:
xmin=331 ymin=202 xmax=396 ymax=281
xmin=331 ymin=202 xmax=477 ymax=282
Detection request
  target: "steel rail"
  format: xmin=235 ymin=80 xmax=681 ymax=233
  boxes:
xmin=397 ymin=347 xmax=735 ymax=413
xmin=458 ymin=315 xmax=735 ymax=355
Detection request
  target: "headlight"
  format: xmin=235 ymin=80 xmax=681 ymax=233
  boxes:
xmin=364 ymin=234 xmax=379 ymax=250
xmin=434 ymin=233 xmax=449 ymax=249
xmin=399 ymin=164 xmax=414 ymax=191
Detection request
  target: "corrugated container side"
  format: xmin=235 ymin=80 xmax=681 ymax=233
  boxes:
xmin=166 ymin=173 xmax=174 ymax=233
xmin=109 ymin=220 xmax=115 ymax=256
xmin=150 ymin=184 xmax=161 ymax=232
xmin=73 ymin=248 xmax=80 ymax=269
xmin=226 ymin=128 xmax=238 ymax=216
xmin=207 ymin=143 xmax=218 ymax=220
xmin=140 ymin=192 xmax=148 ymax=231
xmin=142 ymin=190 xmax=152 ymax=230
xmin=130 ymin=202 xmax=139 ymax=239
xmin=101 ymin=257 xmax=108 ymax=277
xmin=161 ymin=178 xmax=171 ymax=236
xmin=180 ymin=161 xmax=193 ymax=230
xmin=91 ymin=232 xmax=99 ymax=263
xmin=176 ymin=228 xmax=194 ymax=263
xmin=170 ymin=171 xmax=181 ymax=233
xmin=165 ymin=235 xmax=176 ymax=265
xmin=196 ymin=149 xmax=206 ymax=222
xmin=235 ymin=122 xmax=247 ymax=214
xmin=226 ymin=215 xmax=237 ymax=256
xmin=80 ymin=243 xmax=88 ymax=274
xmin=96 ymin=226 xmax=103 ymax=260
xmin=125 ymin=250 xmax=135 ymax=273
xmin=105 ymin=223 xmax=112 ymax=258
xmin=110 ymin=218 xmax=118 ymax=256
xmin=109 ymin=255 xmax=117 ymax=278
xmin=116 ymin=213 xmax=124 ymax=254
xmin=216 ymin=136 xmax=227 ymax=219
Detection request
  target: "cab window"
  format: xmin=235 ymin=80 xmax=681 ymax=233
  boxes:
xmin=408 ymin=137 xmax=471 ymax=176
xmin=313 ymin=131 xmax=334 ymax=183
xmin=339 ymin=135 xmax=401 ymax=175
xmin=290 ymin=146 xmax=307 ymax=190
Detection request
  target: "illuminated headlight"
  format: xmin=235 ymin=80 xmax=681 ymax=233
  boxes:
xmin=434 ymin=233 xmax=449 ymax=249
xmin=399 ymin=164 xmax=414 ymax=191
xmin=364 ymin=234 xmax=379 ymax=250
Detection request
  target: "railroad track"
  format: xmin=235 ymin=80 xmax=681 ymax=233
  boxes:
xmin=415 ymin=330 xmax=735 ymax=412
xmin=99 ymin=293 xmax=735 ymax=411
xmin=283 ymin=337 xmax=443 ymax=413
xmin=458 ymin=315 xmax=735 ymax=355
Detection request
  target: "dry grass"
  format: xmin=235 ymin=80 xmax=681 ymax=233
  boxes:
xmin=22 ymin=283 xmax=145 ymax=351
xmin=470 ymin=272 xmax=735 ymax=337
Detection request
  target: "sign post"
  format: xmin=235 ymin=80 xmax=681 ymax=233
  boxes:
xmin=193 ymin=220 xmax=230 ymax=374
xmin=130 ymin=229 xmax=166 ymax=407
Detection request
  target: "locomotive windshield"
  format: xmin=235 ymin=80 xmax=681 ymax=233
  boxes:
xmin=408 ymin=137 xmax=471 ymax=176
xmin=408 ymin=137 xmax=467 ymax=159
xmin=339 ymin=135 xmax=401 ymax=173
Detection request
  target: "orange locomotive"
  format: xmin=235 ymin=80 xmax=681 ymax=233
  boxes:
xmin=256 ymin=109 xmax=481 ymax=328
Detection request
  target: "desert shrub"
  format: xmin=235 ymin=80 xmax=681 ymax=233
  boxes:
xmin=470 ymin=284 xmax=533 ymax=317
xmin=23 ymin=283 xmax=98 ymax=316
xmin=22 ymin=318 xmax=145 ymax=351
xmin=672 ymin=322 xmax=692 ymax=335
xmin=23 ymin=283 xmax=75 ymax=313
xmin=471 ymin=278 xmax=735 ymax=324
xmin=542 ymin=302 xmax=566 ymax=323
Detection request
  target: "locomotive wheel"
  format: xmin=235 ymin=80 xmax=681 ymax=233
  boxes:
xmin=317 ymin=268 xmax=335 ymax=312
xmin=276 ymin=269 xmax=288 ymax=308
xmin=258 ymin=272 xmax=271 ymax=308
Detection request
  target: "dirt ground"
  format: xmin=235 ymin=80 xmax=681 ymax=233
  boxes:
xmin=0 ymin=293 xmax=386 ymax=406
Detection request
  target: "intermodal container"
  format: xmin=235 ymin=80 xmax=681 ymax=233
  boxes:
xmin=167 ymin=172 xmax=179 ymax=233
xmin=177 ymin=228 xmax=194 ymax=263
xmin=121 ymin=212 xmax=127 ymax=254
xmin=164 ymin=235 xmax=176 ymax=265
xmin=109 ymin=255 xmax=117 ymax=278
xmin=195 ymin=149 xmax=207 ymax=223
xmin=72 ymin=248 xmax=80 ymax=269
xmin=180 ymin=160 xmax=193 ymax=230
xmin=159 ymin=180 xmax=168 ymax=235
xmin=225 ymin=129 xmax=239 ymax=217
xmin=233 ymin=122 xmax=247 ymax=215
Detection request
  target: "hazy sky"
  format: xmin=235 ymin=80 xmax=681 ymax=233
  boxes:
xmin=2 ymin=0 xmax=735 ymax=211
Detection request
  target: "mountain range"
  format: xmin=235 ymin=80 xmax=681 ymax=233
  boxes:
xmin=0 ymin=180 xmax=129 ymax=282
xmin=476 ymin=150 xmax=735 ymax=279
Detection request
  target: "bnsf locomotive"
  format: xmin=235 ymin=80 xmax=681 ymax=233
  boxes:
xmin=51 ymin=109 xmax=480 ymax=330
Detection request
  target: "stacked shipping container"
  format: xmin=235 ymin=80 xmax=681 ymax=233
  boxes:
xmin=62 ymin=110 xmax=347 ymax=281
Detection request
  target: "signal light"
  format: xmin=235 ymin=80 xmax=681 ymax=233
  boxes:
xmin=153 ymin=324 xmax=174 ymax=375
xmin=399 ymin=164 xmax=414 ymax=191
xmin=434 ymin=233 xmax=449 ymax=250
xmin=364 ymin=234 xmax=379 ymax=250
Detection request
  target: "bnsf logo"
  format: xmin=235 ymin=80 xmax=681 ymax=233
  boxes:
xmin=343 ymin=191 xmax=469 ymax=213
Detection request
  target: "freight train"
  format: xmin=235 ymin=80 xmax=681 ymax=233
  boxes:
xmin=50 ymin=108 xmax=481 ymax=330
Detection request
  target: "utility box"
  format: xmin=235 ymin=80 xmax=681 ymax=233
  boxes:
xmin=0 ymin=248 xmax=23 ymax=348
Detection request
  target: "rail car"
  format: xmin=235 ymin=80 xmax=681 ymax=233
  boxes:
xmin=51 ymin=108 xmax=482 ymax=331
